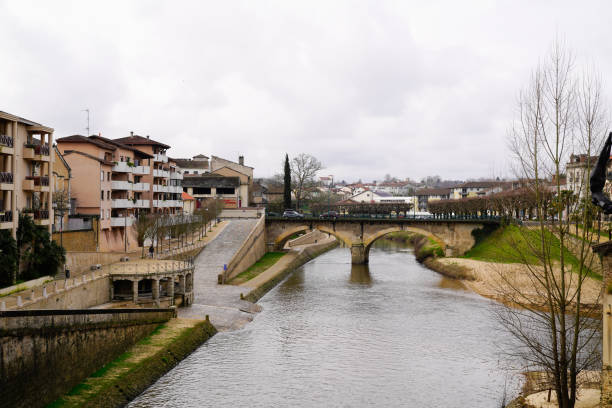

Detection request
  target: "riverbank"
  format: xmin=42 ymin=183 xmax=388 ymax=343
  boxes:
xmin=240 ymin=236 xmax=339 ymax=303
xmin=49 ymin=317 xmax=216 ymax=407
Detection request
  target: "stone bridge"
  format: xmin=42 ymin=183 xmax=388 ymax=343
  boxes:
xmin=266 ymin=217 xmax=499 ymax=264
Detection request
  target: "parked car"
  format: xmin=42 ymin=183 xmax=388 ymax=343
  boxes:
xmin=282 ymin=209 xmax=304 ymax=219
xmin=319 ymin=211 xmax=339 ymax=220
xmin=266 ymin=211 xmax=280 ymax=217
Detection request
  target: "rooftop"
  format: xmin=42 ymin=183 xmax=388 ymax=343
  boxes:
xmin=182 ymin=175 xmax=240 ymax=188
xmin=114 ymin=133 xmax=170 ymax=149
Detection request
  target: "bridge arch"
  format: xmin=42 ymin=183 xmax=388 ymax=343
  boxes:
xmin=273 ymin=224 xmax=353 ymax=250
xmin=362 ymin=226 xmax=448 ymax=261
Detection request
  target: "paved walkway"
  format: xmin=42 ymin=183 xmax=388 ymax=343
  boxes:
xmin=178 ymin=219 xmax=262 ymax=331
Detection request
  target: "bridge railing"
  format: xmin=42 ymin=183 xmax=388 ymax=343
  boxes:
xmin=266 ymin=214 xmax=506 ymax=222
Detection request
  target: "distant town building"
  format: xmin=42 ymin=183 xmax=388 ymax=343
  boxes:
xmin=566 ymin=154 xmax=599 ymax=199
xmin=450 ymin=181 xmax=508 ymax=200
xmin=182 ymin=175 xmax=243 ymax=208
xmin=173 ymin=154 xmax=210 ymax=176
xmin=415 ymin=188 xmax=451 ymax=212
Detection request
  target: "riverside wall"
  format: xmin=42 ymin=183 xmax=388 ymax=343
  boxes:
xmin=0 ymin=308 xmax=175 ymax=408
xmin=243 ymin=237 xmax=339 ymax=303
xmin=219 ymin=215 xmax=266 ymax=283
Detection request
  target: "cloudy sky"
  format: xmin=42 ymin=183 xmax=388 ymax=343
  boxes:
xmin=1 ymin=1 xmax=611 ymax=182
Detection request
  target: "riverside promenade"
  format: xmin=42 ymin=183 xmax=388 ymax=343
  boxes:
xmin=178 ymin=219 xmax=262 ymax=331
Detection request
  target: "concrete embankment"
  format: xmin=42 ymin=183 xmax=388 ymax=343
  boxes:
xmin=240 ymin=236 xmax=339 ymax=303
xmin=50 ymin=317 xmax=216 ymax=408
xmin=0 ymin=308 xmax=175 ymax=408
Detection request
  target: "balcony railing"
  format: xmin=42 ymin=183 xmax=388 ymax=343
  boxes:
xmin=26 ymin=176 xmax=49 ymax=187
xmin=153 ymin=169 xmax=169 ymax=178
xmin=0 ymin=135 xmax=14 ymax=148
xmin=0 ymin=172 xmax=13 ymax=184
xmin=0 ymin=210 xmax=13 ymax=223
xmin=132 ymin=165 xmax=150 ymax=175
xmin=112 ymin=162 xmax=132 ymax=173
xmin=154 ymin=153 xmax=168 ymax=163
xmin=132 ymin=182 xmax=150 ymax=191
xmin=111 ymin=216 xmax=135 ymax=227
xmin=35 ymin=145 xmax=50 ymax=156
xmin=34 ymin=210 xmax=49 ymax=220
xmin=111 ymin=180 xmax=132 ymax=190
xmin=170 ymin=172 xmax=183 ymax=180
xmin=111 ymin=199 xmax=134 ymax=209
xmin=134 ymin=199 xmax=150 ymax=208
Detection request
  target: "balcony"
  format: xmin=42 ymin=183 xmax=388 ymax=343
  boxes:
xmin=168 ymin=185 xmax=183 ymax=194
xmin=0 ymin=172 xmax=13 ymax=189
xmin=0 ymin=135 xmax=14 ymax=148
xmin=112 ymin=162 xmax=132 ymax=173
xmin=153 ymin=169 xmax=169 ymax=178
xmin=25 ymin=176 xmax=49 ymax=191
xmin=111 ymin=180 xmax=132 ymax=190
xmin=111 ymin=199 xmax=134 ymax=209
xmin=153 ymin=184 xmax=169 ymax=193
xmin=153 ymin=200 xmax=169 ymax=208
xmin=0 ymin=210 xmax=13 ymax=228
xmin=0 ymin=135 xmax=14 ymax=154
xmin=34 ymin=209 xmax=51 ymax=226
xmin=132 ymin=182 xmax=150 ymax=191
xmin=23 ymin=144 xmax=50 ymax=161
xmin=134 ymin=199 xmax=150 ymax=208
xmin=154 ymin=153 xmax=168 ymax=163
xmin=132 ymin=165 xmax=150 ymax=175
xmin=170 ymin=172 xmax=183 ymax=180
xmin=111 ymin=216 xmax=135 ymax=227
xmin=168 ymin=200 xmax=183 ymax=207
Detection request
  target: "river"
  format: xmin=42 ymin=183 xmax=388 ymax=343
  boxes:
xmin=129 ymin=241 xmax=517 ymax=407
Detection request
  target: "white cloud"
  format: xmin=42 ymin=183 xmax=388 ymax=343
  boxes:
xmin=1 ymin=0 xmax=611 ymax=182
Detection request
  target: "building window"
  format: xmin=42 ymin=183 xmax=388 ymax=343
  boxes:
xmin=101 ymin=191 xmax=104 ymax=200
xmin=100 ymin=170 xmax=104 ymax=181
xmin=184 ymin=171 xmax=189 ymax=174
xmin=101 ymin=209 xmax=104 ymax=219
xmin=107 ymin=172 xmax=111 ymax=181
xmin=194 ymin=171 xmax=198 ymax=174
xmin=107 ymin=191 xmax=110 ymax=200
xmin=193 ymin=187 xmax=211 ymax=195
xmin=217 ymin=187 xmax=235 ymax=195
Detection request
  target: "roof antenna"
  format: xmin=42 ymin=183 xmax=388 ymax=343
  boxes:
xmin=82 ymin=108 xmax=90 ymax=136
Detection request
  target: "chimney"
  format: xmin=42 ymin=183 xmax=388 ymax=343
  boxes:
xmin=130 ymin=131 xmax=134 ymax=136
xmin=146 ymin=135 xmax=150 ymax=139
xmin=239 ymin=155 xmax=244 ymax=166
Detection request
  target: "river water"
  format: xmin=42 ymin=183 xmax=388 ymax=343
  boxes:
xmin=129 ymin=242 xmax=517 ymax=407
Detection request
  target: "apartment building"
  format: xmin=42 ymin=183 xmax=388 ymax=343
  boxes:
xmin=415 ymin=188 xmax=451 ymax=212
xmin=56 ymin=135 xmax=153 ymax=251
xmin=182 ymin=175 xmax=242 ymax=208
xmin=450 ymin=181 xmax=508 ymax=200
xmin=113 ymin=133 xmax=183 ymax=214
xmin=0 ymin=111 xmax=54 ymax=237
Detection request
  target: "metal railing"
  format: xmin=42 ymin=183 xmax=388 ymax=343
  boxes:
xmin=0 ymin=172 xmax=13 ymax=184
xmin=34 ymin=210 xmax=49 ymax=220
xmin=0 ymin=211 xmax=13 ymax=222
xmin=0 ymin=135 xmax=14 ymax=148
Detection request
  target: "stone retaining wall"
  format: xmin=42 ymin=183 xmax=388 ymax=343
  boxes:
xmin=219 ymin=215 xmax=266 ymax=283
xmin=0 ymin=308 xmax=175 ymax=408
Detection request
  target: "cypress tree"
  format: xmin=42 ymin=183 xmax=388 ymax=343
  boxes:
xmin=283 ymin=154 xmax=292 ymax=209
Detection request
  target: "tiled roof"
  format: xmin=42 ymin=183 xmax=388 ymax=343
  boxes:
xmin=174 ymin=159 xmax=209 ymax=169
xmin=113 ymin=134 xmax=170 ymax=149
xmin=56 ymin=135 xmax=117 ymax=151
xmin=62 ymin=150 xmax=114 ymax=166
xmin=89 ymin=135 xmax=153 ymax=158
xmin=182 ymin=191 xmax=194 ymax=200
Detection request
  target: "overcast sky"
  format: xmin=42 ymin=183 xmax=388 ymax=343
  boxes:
xmin=1 ymin=1 xmax=611 ymax=182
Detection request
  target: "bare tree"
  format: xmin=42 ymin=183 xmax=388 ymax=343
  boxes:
xmin=502 ymin=41 xmax=606 ymax=407
xmin=291 ymin=153 xmax=323 ymax=209
xmin=134 ymin=213 xmax=154 ymax=258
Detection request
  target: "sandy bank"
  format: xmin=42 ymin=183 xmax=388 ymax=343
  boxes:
xmin=434 ymin=257 xmax=601 ymax=307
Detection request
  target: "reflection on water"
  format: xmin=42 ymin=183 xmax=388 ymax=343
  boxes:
xmin=129 ymin=239 xmax=517 ymax=408
xmin=350 ymin=263 xmax=372 ymax=285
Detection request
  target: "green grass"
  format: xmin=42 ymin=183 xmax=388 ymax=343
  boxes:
xmin=137 ymin=324 xmax=166 ymax=346
xmin=0 ymin=284 xmax=27 ymax=298
xmin=229 ymin=252 xmax=286 ymax=284
xmin=89 ymin=352 xmax=133 ymax=378
xmin=462 ymin=224 xmax=601 ymax=280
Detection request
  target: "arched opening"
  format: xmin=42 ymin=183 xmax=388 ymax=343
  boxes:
xmin=112 ymin=279 xmax=133 ymax=300
xmin=363 ymin=227 xmax=447 ymax=262
xmin=273 ymin=225 xmax=310 ymax=249
xmin=138 ymin=279 xmax=154 ymax=298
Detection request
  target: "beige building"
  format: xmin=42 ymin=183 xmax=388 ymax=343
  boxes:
xmin=113 ymin=133 xmax=183 ymax=215
xmin=182 ymin=175 xmax=241 ymax=209
xmin=52 ymin=146 xmax=71 ymax=232
xmin=0 ymin=111 xmax=54 ymax=237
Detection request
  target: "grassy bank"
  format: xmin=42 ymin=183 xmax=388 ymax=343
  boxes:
xmin=229 ymin=252 xmax=286 ymax=285
xmin=48 ymin=318 xmax=217 ymax=408
xmin=462 ymin=224 xmax=601 ymax=280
